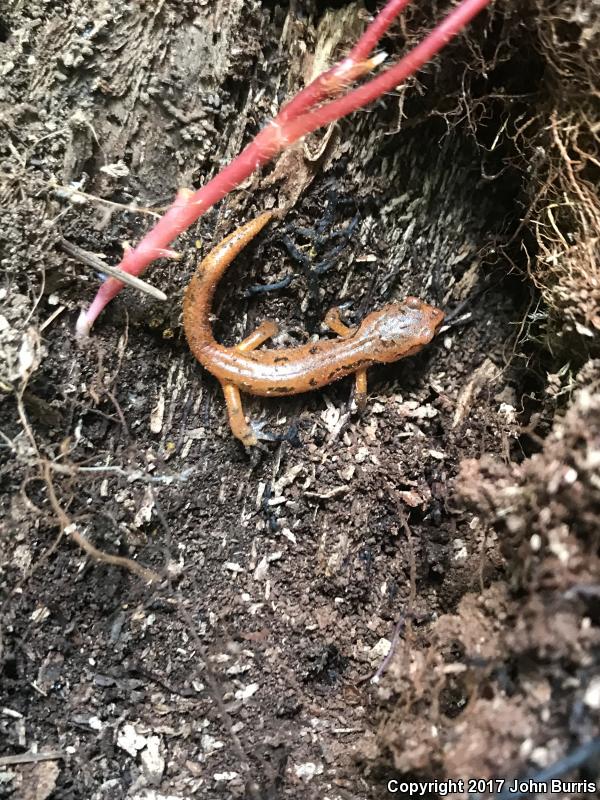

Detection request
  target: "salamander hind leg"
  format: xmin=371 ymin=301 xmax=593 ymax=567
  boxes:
xmin=236 ymin=320 xmax=279 ymax=352
xmin=221 ymin=382 xmax=257 ymax=447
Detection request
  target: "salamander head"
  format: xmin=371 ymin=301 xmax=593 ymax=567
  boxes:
xmin=360 ymin=296 xmax=445 ymax=363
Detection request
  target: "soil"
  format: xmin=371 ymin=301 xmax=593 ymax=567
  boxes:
xmin=1 ymin=2 xmax=599 ymax=800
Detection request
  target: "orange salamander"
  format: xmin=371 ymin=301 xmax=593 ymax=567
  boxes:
xmin=183 ymin=212 xmax=444 ymax=446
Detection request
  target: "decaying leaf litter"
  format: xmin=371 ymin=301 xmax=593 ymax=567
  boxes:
xmin=1 ymin=1 xmax=599 ymax=798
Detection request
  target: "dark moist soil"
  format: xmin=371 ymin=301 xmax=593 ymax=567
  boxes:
xmin=1 ymin=2 xmax=599 ymax=800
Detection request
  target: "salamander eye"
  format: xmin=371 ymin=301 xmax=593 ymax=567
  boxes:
xmin=404 ymin=297 xmax=421 ymax=309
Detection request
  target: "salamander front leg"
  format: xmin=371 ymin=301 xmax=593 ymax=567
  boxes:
xmin=354 ymin=368 xmax=367 ymax=411
xmin=221 ymin=382 xmax=257 ymax=447
xmin=323 ymin=307 xmax=354 ymax=337
xmin=323 ymin=307 xmax=367 ymax=411
xmin=236 ymin=320 xmax=279 ymax=352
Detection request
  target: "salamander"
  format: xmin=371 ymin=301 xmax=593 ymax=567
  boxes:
xmin=183 ymin=212 xmax=444 ymax=446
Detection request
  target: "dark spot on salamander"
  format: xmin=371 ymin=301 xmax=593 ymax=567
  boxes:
xmin=309 ymin=378 xmax=318 ymax=387
xmin=271 ymin=386 xmax=293 ymax=394
xmin=309 ymin=345 xmax=321 ymax=355
xmin=325 ymin=360 xmax=369 ymax=382
xmin=273 ymin=356 xmax=289 ymax=364
xmin=328 ymin=365 xmax=352 ymax=379
xmin=347 ymin=360 xmax=369 ymax=371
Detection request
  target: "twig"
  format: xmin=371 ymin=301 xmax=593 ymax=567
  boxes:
xmin=61 ymin=239 xmax=168 ymax=301
xmin=245 ymin=275 xmax=294 ymax=297
xmin=39 ymin=306 xmax=66 ymax=332
xmin=0 ymin=751 xmax=65 ymax=766
xmin=42 ymin=462 xmax=162 ymax=585
xmin=48 ymin=462 xmax=196 ymax=484
xmin=371 ymin=612 xmax=408 ymax=684
xmin=67 ymin=525 xmax=161 ymax=584
xmin=54 ymin=184 xmax=164 ymax=217
xmin=105 ymin=389 xmax=130 ymax=441
xmin=397 ymin=499 xmax=417 ymax=611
